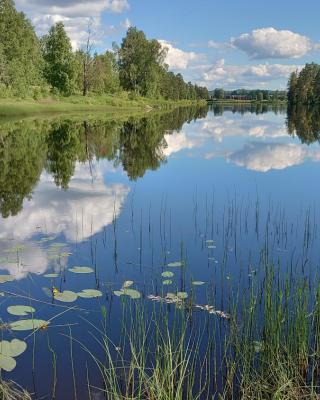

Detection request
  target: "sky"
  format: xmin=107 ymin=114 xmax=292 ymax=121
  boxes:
xmin=15 ymin=0 xmax=320 ymax=90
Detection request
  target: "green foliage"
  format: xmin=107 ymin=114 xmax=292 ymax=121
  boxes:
xmin=41 ymin=22 xmax=76 ymax=95
xmin=0 ymin=2 xmax=208 ymax=100
xmin=0 ymin=0 xmax=43 ymax=96
xmin=287 ymin=63 xmax=320 ymax=105
xmin=118 ymin=27 xmax=166 ymax=97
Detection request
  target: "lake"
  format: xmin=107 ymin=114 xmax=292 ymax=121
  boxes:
xmin=1 ymin=104 xmax=320 ymax=399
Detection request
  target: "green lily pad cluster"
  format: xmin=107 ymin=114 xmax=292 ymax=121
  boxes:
xmin=0 ymin=339 xmax=27 ymax=372
xmin=114 ymin=281 xmax=140 ymax=299
xmin=167 ymin=292 xmax=188 ymax=300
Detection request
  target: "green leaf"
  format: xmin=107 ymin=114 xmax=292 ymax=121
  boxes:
xmin=123 ymin=288 xmax=141 ymax=299
xmin=78 ymin=289 xmax=103 ymax=298
xmin=167 ymin=261 xmax=184 ymax=268
xmin=122 ymin=280 xmax=134 ymax=288
xmin=0 ymin=275 xmax=15 ymax=284
xmin=162 ymin=280 xmax=172 ymax=285
xmin=192 ymin=281 xmax=205 ymax=286
xmin=54 ymin=290 xmax=78 ymax=303
xmin=0 ymin=339 xmax=27 ymax=357
xmin=177 ymin=292 xmax=188 ymax=299
xmin=114 ymin=290 xmax=124 ymax=297
xmin=7 ymin=305 xmax=35 ymax=316
xmin=161 ymin=271 xmax=174 ymax=278
xmin=43 ymin=273 xmax=59 ymax=278
xmin=0 ymin=354 xmax=16 ymax=372
xmin=69 ymin=267 xmax=94 ymax=274
xmin=10 ymin=319 xmax=49 ymax=331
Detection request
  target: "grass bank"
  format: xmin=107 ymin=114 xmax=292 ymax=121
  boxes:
xmin=0 ymin=94 xmax=207 ymax=117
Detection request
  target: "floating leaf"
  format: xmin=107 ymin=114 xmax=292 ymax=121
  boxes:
xmin=0 ymin=355 xmax=16 ymax=372
xmin=43 ymin=273 xmax=59 ymax=278
xmin=50 ymin=243 xmax=67 ymax=248
xmin=10 ymin=319 xmax=49 ymax=331
xmin=161 ymin=271 xmax=174 ymax=278
xmin=0 ymin=339 xmax=27 ymax=357
xmin=206 ymin=240 xmax=214 ymax=244
xmin=0 ymin=275 xmax=15 ymax=284
xmin=54 ymin=290 xmax=78 ymax=303
xmin=192 ymin=281 xmax=205 ymax=286
xmin=122 ymin=280 xmax=134 ymax=288
xmin=114 ymin=288 xmax=140 ymax=299
xmin=167 ymin=261 xmax=183 ymax=268
xmin=166 ymin=293 xmax=176 ymax=300
xmin=69 ymin=267 xmax=94 ymax=274
xmin=123 ymin=288 xmax=141 ymax=299
xmin=177 ymin=292 xmax=188 ymax=299
xmin=7 ymin=306 xmax=35 ymax=316
xmin=78 ymin=289 xmax=103 ymax=298
xmin=162 ymin=280 xmax=172 ymax=285
xmin=114 ymin=290 xmax=124 ymax=297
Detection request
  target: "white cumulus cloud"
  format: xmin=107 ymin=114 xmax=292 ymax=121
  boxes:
xmin=15 ymin=0 xmax=130 ymax=49
xmin=159 ymin=40 xmax=203 ymax=70
xmin=232 ymin=27 xmax=313 ymax=59
xmin=200 ymin=58 xmax=302 ymax=89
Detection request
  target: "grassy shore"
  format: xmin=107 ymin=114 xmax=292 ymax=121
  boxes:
xmin=0 ymin=94 xmax=207 ymax=117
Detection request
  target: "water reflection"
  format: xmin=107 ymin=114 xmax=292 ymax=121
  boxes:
xmin=0 ymin=107 xmax=207 ymax=219
xmin=287 ymin=105 xmax=320 ymax=144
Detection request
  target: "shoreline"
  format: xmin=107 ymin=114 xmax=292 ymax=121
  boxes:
xmin=0 ymin=96 xmax=207 ymax=118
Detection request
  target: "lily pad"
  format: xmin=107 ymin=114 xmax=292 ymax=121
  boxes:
xmin=0 ymin=339 xmax=27 ymax=357
xmin=161 ymin=271 xmax=174 ymax=278
xmin=167 ymin=261 xmax=184 ymax=268
xmin=114 ymin=288 xmax=141 ymax=299
xmin=122 ymin=280 xmax=134 ymax=288
xmin=69 ymin=267 xmax=94 ymax=274
xmin=0 ymin=275 xmax=15 ymax=284
xmin=177 ymin=292 xmax=188 ymax=299
xmin=162 ymin=280 xmax=172 ymax=285
xmin=7 ymin=305 xmax=35 ymax=316
xmin=54 ymin=290 xmax=78 ymax=303
xmin=43 ymin=273 xmax=60 ymax=278
xmin=114 ymin=290 xmax=124 ymax=297
xmin=123 ymin=288 xmax=141 ymax=299
xmin=192 ymin=281 xmax=205 ymax=286
xmin=78 ymin=289 xmax=103 ymax=298
xmin=10 ymin=319 xmax=49 ymax=331
xmin=50 ymin=243 xmax=67 ymax=248
xmin=0 ymin=354 xmax=16 ymax=372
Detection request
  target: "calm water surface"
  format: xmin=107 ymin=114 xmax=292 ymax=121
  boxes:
xmin=0 ymin=105 xmax=320 ymax=398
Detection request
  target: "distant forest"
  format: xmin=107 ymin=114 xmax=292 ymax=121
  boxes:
xmin=287 ymin=63 xmax=320 ymax=105
xmin=0 ymin=0 xmax=208 ymax=100
xmin=209 ymin=88 xmax=287 ymax=102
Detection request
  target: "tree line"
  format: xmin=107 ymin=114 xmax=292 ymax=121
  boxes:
xmin=210 ymin=88 xmax=287 ymax=102
xmin=287 ymin=63 xmax=320 ymax=105
xmin=0 ymin=0 xmax=209 ymax=100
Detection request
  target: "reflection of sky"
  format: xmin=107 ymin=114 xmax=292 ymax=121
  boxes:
xmin=164 ymin=111 xmax=320 ymax=172
xmin=0 ymin=161 xmax=130 ymax=278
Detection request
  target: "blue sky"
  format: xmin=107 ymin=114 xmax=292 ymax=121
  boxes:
xmin=16 ymin=0 xmax=320 ymax=90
